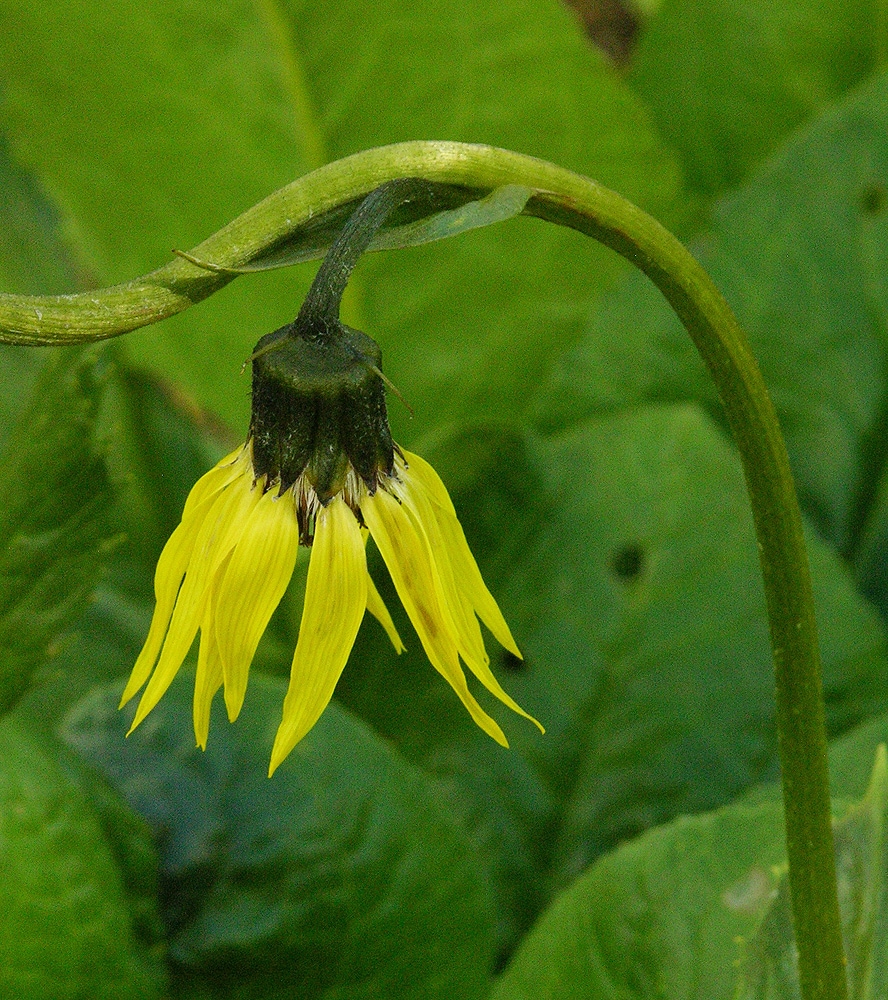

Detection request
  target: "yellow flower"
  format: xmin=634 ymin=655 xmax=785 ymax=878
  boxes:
xmin=120 ymin=440 xmax=543 ymax=775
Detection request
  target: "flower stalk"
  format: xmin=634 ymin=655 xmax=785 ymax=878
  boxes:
xmin=0 ymin=142 xmax=848 ymax=998
xmin=120 ymin=178 xmax=543 ymax=775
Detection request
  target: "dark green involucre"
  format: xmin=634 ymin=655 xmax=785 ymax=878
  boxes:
xmin=249 ymin=319 xmax=394 ymax=509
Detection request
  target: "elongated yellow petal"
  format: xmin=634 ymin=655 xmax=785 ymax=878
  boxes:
xmin=360 ymin=527 xmax=405 ymax=653
xmin=269 ymin=498 xmax=368 ymax=775
xmin=365 ymin=571 xmax=406 ymax=653
xmin=434 ymin=498 xmax=522 ymax=657
xmin=128 ymin=471 xmax=262 ymax=733
xmin=394 ymin=473 xmax=488 ymax=667
xmin=397 ymin=475 xmax=543 ymax=734
xmin=193 ymin=600 xmax=225 ymax=750
xmin=119 ymin=503 xmax=207 ymax=707
xmin=362 ymin=487 xmax=508 ymax=747
xmin=214 ymin=486 xmax=299 ymax=722
xmin=398 ymin=448 xmax=455 ymax=513
xmin=400 ymin=448 xmax=521 ymax=656
xmin=366 ymin=580 xmax=405 ymax=653
xmin=182 ymin=445 xmax=248 ymax=518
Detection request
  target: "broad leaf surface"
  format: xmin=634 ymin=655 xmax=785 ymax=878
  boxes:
xmin=0 ymin=347 xmax=116 ymax=716
xmin=737 ymin=750 xmax=888 ymax=999
xmin=535 ymin=70 xmax=888 ymax=562
xmin=0 ymin=0 xmax=681 ymax=441
xmin=62 ymin=674 xmax=496 ymax=1000
xmin=492 ymin=799 xmax=789 ymax=1000
xmin=630 ymin=0 xmax=876 ymax=197
xmin=491 ymin=733 xmax=888 ymax=1000
xmin=0 ymin=715 xmax=165 ymax=999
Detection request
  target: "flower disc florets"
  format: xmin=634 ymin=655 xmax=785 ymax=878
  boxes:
xmin=250 ymin=318 xmax=395 ymax=544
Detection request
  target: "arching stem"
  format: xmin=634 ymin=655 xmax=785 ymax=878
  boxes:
xmin=0 ymin=141 xmax=848 ymax=998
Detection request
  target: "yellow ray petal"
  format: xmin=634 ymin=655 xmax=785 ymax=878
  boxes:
xmin=394 ymin=473 xmax=488 ymax=667
xmin=193 ymin=605 xmax=224 ymax=750
xmin=400 ymin=449 xmax=521 ymax=656
xmin=128 ymin=471 xmax=262 ymax=733
xmin=362 ymin=487 xmax=508 ymax=747
xmin=269 ymin=498 xmax=368 ymax=775
xmin=396 ymin=476 xmax=543 ymax=734
xmin=123 ymin=458 xmax=257 ymax=709
xmin=435 ymin=500 xmax=522 ymax=658
xmin=365 ymin=570 xmax=406 ymax=653
xmin=119 ymin=503 xmax=208 ymax=707
xmin=398 ymin=448 xmax=455 ymax=513
xmin=182 ymin=445 xmax=248 ymax=518
xmin=214 ymin=486 xmax=299 ymax=723
xmin=360 ymin=527 xmax=405 ymax=653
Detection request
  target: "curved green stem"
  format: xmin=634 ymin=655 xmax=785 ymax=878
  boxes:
xmin=0 ymin=141 xmax=847 ymax=998
xmin=298 ymin=177 xmax=439 ymax=326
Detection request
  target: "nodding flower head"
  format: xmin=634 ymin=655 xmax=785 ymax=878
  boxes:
xmin=120 ymin=314 xmax=542 ymax=775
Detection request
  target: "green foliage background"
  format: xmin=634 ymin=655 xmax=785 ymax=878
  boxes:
xmin=2 ymin=0 xmax=888 ymax=996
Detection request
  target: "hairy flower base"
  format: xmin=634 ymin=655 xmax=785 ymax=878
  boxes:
xmin=121 ymin=442 xmax=542 ymax=774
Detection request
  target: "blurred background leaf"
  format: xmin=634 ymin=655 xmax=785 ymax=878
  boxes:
xmin=535 ymin=70 xmax=888 ymax=587
xmin=0 ymin=347 xmax=117 ymax=717
xmin=736 ymin=749 xmax=888 ymax=999
xmin=0 ymin=0 xmax=683 ymax=440
xmin=0 ymin=714 xmax=165 ymax=999
xmin=62 ymin=674 xmax=496 ymax=1000
xmin=629 ymin=0 xmax=877 ymax=200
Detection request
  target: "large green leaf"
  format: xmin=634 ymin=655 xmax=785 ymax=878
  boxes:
xmin=0 ymin=346 xmax=117 ymax=715
xmin=491 ymin=799 xmax=789 ymax=999
xmin=336 ymin=402 xmax=888 ymax=942
xmin=630 ymin=0 xmax=876 ymax=197
xmin=535 ymin=69 xmax=888 ymax=558
xmin=0 ymin=0 xmax=682 ymax=440
xmin=490 ymin=720 xmax=888 ymax=1000
xmin=490 ymin=743 xmax=888 ymax=1000
xmin=737 ymin=750 xmax=888 ymax=999
xmin=61 ymin=673 xmax=496 ymax=1000
xmin=0 ymin=715 xmax=164 ymax=999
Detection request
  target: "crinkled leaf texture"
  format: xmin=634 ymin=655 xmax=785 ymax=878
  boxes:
xmin=0 ymin=715 xmax=165 ymax=999
xmin=0 ymin=346 xmax=116 ymax=716
xmin=61 ymin=673 xmax=496 ymax=1000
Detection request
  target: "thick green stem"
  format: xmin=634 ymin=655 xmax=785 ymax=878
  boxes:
xmin=0 ymin=142 xmax=847 ymax=998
